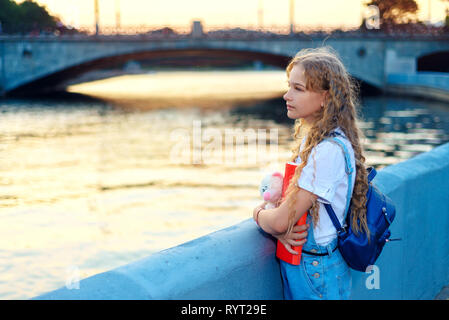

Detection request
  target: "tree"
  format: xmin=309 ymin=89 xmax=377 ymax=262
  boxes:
xmin=365 ymin=0 xmax=419 ymax=27
xmin=0 ymin=0 xmax=60 ymax=34
xmin=441 ymin=1 xmax=449 ymax=28
xmin=0 ymin=0 xmax=21 ymax=33
xmin=18 ymin=0 xmax=58 ymax=34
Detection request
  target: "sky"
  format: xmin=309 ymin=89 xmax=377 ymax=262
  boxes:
xmin=14 ymin=0 xmax=449 ymax=30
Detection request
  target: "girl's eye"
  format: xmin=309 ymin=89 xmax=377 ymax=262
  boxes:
xmin=286 ymin=82 xmax=303 ymax=91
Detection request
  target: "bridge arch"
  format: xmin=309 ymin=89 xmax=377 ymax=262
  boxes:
xmin=417 ymin=50 xmax=449 ymax=73
xmin=9 ymin=48 xmax=291 ymax=94
xmin=3 ymin=37 xmax=449 ymax=96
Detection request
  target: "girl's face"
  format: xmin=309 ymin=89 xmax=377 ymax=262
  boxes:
xmin=283 ymin=64 xmax=327 ymax=123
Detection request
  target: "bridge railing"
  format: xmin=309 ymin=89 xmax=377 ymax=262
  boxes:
xmin=73 ymin=24 xmax=357 ymax=36
xmin=1 ymin=31 xmax=448 ymax=42
xmin=2 ymin=21 xmax=447 ymax=40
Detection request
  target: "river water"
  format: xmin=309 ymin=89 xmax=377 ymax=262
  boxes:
xmin=1 ymin=70 xmax=448 ymax=299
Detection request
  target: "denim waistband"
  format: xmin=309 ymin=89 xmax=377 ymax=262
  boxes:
xmin=302 ymin=237 xmax=338 ymax=256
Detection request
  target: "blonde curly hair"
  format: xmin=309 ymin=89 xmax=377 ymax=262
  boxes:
xmin=282 ymin=47 xmax=369 ymax=238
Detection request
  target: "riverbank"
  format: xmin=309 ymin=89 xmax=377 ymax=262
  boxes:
xmin=385 ymin=85 xmax=449 ymax=104
xmin=386 ymin=72 xmax=449 ymax=104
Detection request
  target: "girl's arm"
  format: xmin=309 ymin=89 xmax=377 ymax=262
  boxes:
xmin=256 ymin=188 xmax=318 ymax=236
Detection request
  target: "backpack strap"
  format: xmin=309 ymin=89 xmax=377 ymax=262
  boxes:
xmin=367 ymin=166 xmax=377 ymax=182
xmin=323 ymin=134 xmax=354 ymax=234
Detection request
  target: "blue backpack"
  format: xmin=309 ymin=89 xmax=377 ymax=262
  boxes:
xmin=323 ymin=134 xmax=398 ymax=272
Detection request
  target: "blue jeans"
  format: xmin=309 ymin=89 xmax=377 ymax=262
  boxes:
xmin=279 ymin=215 xmax=352 ymax=300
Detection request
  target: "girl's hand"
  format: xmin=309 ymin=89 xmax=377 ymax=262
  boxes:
xmin=274 ymin=224 xmax=309 ymax=255
xmin=253 ymin=202 xmax=267 ymax=223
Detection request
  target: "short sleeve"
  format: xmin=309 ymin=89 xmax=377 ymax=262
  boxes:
xmin=297 ymin=141 xmax=346 ymax=204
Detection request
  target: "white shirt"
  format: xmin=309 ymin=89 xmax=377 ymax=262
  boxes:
xmin=295 ymin=127 xmax=356 ymax=246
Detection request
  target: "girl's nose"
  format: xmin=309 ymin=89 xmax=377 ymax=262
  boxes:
xmin=283 ymin=91 xmax=290 ymax=101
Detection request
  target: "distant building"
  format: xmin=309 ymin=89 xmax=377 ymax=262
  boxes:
xmin=146 ymin=27 xmax=176 ymax=37
xmin=191 ymin=20 xmax=204 ymax=38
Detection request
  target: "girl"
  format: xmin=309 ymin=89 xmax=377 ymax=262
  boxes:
xmin=253 ymin=47 xmax=369 ymax=300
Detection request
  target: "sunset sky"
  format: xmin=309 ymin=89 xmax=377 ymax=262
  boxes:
xmin=14 ymin=0 xmax=449 ymax=29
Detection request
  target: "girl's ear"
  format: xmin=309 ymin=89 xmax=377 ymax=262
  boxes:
xmin=320 ymin=91 xmax=328 ymax=108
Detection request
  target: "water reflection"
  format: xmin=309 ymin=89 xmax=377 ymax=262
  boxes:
xmin=231 ymin=95 xmax=449 ymax=168
xmin=360 ymin=96 xmax=449 ymax=167
xmin=0 ymin=71 xmax=448 ymax=299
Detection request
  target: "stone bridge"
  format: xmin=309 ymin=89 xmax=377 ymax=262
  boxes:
xmin=1 ymin=35 xmax=449 ymax=96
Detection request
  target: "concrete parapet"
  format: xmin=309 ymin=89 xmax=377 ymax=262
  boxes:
xmin=34 ymin=142 xmax=449 ymax=300
xmin=34 ymin=220 xmax=284 ymax=299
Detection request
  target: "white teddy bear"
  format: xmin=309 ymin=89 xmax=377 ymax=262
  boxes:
xmin=259 ymin=172 xmax=284 ymax=209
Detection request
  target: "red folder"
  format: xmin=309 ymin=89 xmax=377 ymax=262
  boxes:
xmin=276 ymin=161 xmax=308 ymax=265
